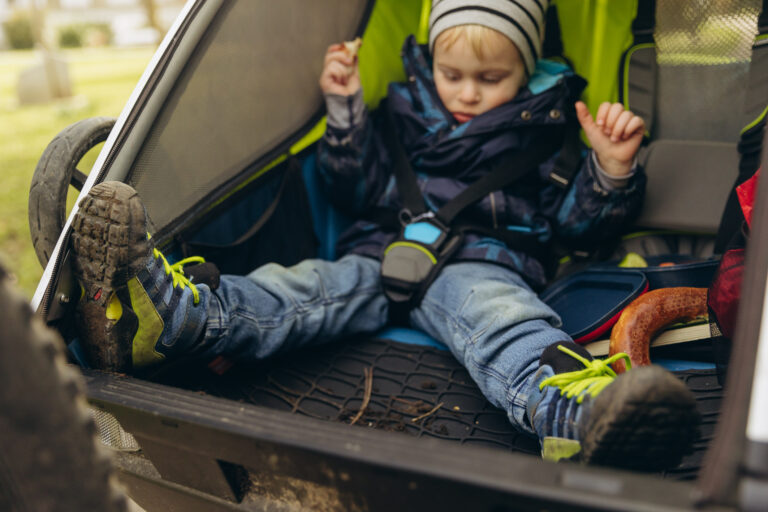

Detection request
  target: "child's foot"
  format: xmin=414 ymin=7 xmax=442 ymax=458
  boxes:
xmin=527 ymin=341 xmax=700 ymax=471
xmin=71 ymin=181 xmax=210 ymax=373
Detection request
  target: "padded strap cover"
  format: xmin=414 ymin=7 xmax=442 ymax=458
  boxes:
xmin=636 ymin=140 xmax=739 ymax=232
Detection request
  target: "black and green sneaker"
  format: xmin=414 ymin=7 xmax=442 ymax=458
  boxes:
xmin=526 ymin=341 xmax=701 ymax=471
xmin=71 ymin=181 xmax=211 ymax=373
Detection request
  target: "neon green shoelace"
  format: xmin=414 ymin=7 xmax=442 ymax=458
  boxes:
xmin=538 ymin=345 xmax=633 ymax=404
xmin=152 ymin=248 xmax=205 ymax=305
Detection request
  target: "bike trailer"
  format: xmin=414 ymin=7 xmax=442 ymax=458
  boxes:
xmin=27 ymin=1 xmax=768 ymax=510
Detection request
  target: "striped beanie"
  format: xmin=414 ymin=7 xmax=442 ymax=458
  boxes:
xmin=429 ymin=0 xmax=549 ymax=75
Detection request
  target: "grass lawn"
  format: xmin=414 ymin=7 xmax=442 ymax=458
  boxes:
xmin=0 ymin=46 xmax=155 ymax=299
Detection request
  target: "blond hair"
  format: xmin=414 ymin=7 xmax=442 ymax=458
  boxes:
xmin=433 ymin=24 xmax=517 ymax=61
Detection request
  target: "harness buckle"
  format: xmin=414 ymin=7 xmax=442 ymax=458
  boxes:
xmin=381 ymin=213 xmax=461 ymax=308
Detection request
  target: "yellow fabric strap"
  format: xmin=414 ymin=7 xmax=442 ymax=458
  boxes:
xmin=127 ymin=277 xmax=165 ymax=368
xmin=541 ymin=437 xmax=582 ymax=462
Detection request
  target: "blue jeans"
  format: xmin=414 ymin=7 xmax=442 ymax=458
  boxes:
xmin=200 ymin=254 xmax=569 ymax=434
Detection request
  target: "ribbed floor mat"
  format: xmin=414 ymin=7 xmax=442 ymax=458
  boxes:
xmin=161 ymin=337 xmax=723 ymax=479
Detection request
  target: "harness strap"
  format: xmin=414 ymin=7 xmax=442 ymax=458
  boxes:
xmin=542 ymin=4 xmax=564 ymax=59
xmin=384 ymin=105 xmax=580 ymax=227
xmin=383 ymin=108 xmax=428 ymax=217
xmin=434 ymin=137 xmax=560 ymax=226
xmin=368 ymin=209 xmax=554 ymax=264
xmin=632 ymin=0 xmax=656 ymax=44
xmin=380 ymin=105 xmax=580 ymax=322
xmin=547 ymin=118 xmax=582 ymax=188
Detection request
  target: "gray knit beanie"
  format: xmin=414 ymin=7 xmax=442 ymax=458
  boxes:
xmin=429 ymin=0 xmax=549 ymax=75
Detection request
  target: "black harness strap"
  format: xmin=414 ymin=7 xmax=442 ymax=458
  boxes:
xmin=381 ymin=110 xmax=580 ymax=324
xmin=547 ymin=118 xmax=582 ymax=188
xmin=434 ymin=138 xmax=559 ymax=226
xmin=632 ymin=0 xmax=656 ymax=44
xmin=383 ymin=109 xmax=428 ymax=217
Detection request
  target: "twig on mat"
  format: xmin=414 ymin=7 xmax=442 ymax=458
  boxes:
xmin=411 ymin=402 xmax=444 ymax=423
xmin=350 ymin=367 xmax=374 ymax=426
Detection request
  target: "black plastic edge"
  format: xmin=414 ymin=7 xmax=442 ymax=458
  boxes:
xmin=84 ymin=370 xmax=713 ymax=512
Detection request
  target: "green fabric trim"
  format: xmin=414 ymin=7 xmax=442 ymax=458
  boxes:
xmin=556 ymin=0 xmax=637 ymax=114
xmin=207 ymin=154 xmax=288 ymax=213
xmin=621 ymin=229 xmax=707 ymax=240
xmin=384 ymin=242 xmax=438 ymax=264
xmin=290 ymin=118 xmax=327 ymax=155
xmin=541 ymin=436 xmax=582 ymax=462
xmin=417 ymin=0 xmax=431 ymax=44
xmin=741 ymin=104 xmax=768 ymax=135
xmin=622 ymin=43 xmax=655 ymax=109
xmin=127 ymin=276 xmax=165 ymax=368
xmin=618 ymin=252 xmax=648 ymax=268
xmin=358 ymin=0 xmax=424 ymax=110
xmin=221 ymin=117 xmax=325 ymax=208
xmin=552 ymin=0 xmax=638 ymax=146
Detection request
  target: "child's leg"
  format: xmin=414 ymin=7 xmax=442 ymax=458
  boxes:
xmin=409 ymin=261 xmax=567 ymax=434
xmin=199 ymin=254 xmax=388 ymax=363
xmin=71 ymin=181 xmax=388 ymax=372
xmin=411 ymin=261 xmax=700 ymax=470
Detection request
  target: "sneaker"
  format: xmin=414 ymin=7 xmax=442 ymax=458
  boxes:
xmin=71 ymin=181 xmax=210 ymax=373
xmin=526 ymin=341 xmax=700 ymax=471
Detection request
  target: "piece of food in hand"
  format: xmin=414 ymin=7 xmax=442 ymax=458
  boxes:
xmin=608 ymin=287 xmax=708 ymax=373
xmin=343 ymin=37 xmax=362 ymax=58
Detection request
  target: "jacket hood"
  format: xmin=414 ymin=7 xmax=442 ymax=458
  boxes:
xmin=386 ymin=35 xmax=587 ymax=176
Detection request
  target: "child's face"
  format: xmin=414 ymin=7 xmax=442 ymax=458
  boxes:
xmin=433 ymin=30 xmax=526 ymax=124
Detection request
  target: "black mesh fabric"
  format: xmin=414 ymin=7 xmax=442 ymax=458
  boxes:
xmin=157 ymin=337 xmax=724 ymax=480
xmin=653 ymin=0 xmax=762 ymax=142
xmin=128 ymin=1 xmax=368 ymax=231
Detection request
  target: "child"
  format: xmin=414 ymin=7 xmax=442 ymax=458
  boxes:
xmin=70 ymin=0 xmax=699 ymax=471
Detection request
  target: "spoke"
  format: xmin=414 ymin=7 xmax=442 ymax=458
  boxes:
xmin=71 ymin=168 xmax=88 ymax=190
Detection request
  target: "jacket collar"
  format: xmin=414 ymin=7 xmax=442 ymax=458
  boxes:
xmin=391 ymin=35 xmax=586 ymax=137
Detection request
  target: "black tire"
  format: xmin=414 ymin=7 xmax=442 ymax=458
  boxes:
xmin=28 ymin=116 xmax=117 ymax=268
xmin=0 ymin=264 xmax=127 ymax=512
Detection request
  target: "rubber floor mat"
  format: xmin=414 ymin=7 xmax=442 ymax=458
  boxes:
xmin=160 ymin=337 xmax=723 ymax=479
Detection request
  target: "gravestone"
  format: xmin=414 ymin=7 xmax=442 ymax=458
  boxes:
xmin=17 ymin=51 xmax=72 ymax=105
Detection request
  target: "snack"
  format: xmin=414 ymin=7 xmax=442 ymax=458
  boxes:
xmin=608 ymin=287 xmax=708 ymax=373
xmin=343 ymin=37 xmax=362 ymax=58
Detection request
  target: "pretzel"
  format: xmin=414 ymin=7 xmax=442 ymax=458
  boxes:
xmin=608 ymin=287 xmax=708 ymax=373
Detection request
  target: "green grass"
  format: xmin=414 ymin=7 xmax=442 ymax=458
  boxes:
xmin=0 ymin=46 xmax=155 ymax=299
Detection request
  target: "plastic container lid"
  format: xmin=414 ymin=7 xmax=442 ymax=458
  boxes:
xmin=540 ymin=270 xmax=649 ymax=344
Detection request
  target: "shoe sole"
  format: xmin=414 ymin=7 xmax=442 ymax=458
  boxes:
xmin=71 ymin=181 xmax=150 ymax=372
xmin=579 ymin=365 xmax=701 ymax=471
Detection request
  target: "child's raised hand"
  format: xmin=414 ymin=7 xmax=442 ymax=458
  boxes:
xmin=575 ymin=101 xmax=645 ymax=177
xmin=319 ymin=43 xmax=361 ymax=97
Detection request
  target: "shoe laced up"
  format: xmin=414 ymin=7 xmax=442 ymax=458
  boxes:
xmin=151 ymin=247 xmax=205 ymax=305
xmin=538 ymin=345 xmax=632 ymax=404
xmin=146 ymin=233 xmax=205 ymax=304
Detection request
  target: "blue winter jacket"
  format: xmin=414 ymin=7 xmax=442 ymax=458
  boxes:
xmin=317 ymin=36 xmax=646 ymax=290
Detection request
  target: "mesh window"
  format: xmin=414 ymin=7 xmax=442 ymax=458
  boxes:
xmin=653 ymin=0 xmax=761 ymax=142
xmin=128 ymin=1 xmax=368 ymax=231
xmin=89 ymin=407 xmax=140 ymax=452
